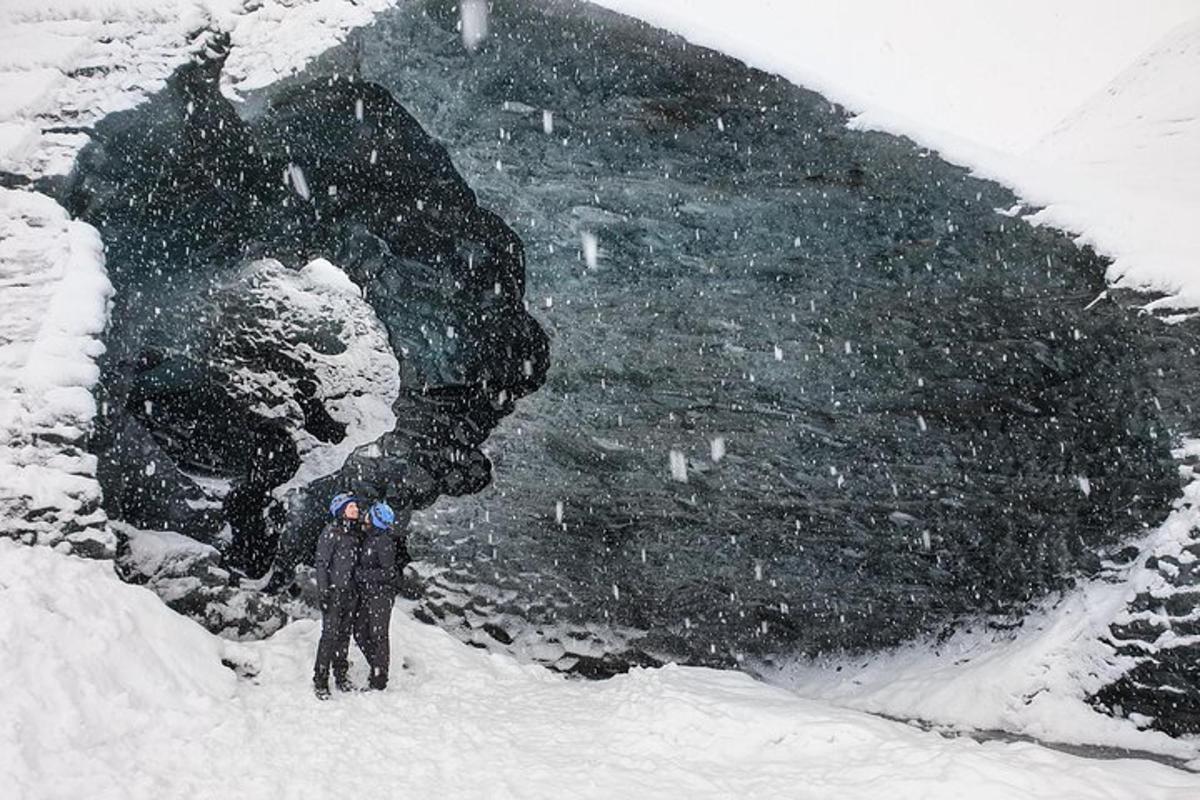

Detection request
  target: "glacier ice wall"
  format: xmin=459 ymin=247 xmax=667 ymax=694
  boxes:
xmin=66 ymin=53 xmax=549 ymax=579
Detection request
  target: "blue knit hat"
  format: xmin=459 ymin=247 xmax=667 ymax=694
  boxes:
xmin=329 ymin=492 xmax=357 ymax=518
xmin=368 ymin=501 xmax=395 ymax=530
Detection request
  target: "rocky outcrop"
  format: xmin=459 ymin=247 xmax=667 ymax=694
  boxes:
xmin=65 ymin=51 xmax=549 ymax=580
xmin=1091 ymin=448 xmax=1200 ymax=736
xmin=113 ymin=523 xmax=289 ymax=639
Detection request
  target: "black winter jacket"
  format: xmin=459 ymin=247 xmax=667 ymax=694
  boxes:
xmin=356 ymin=531 xmax=399 ymax=592
xmin=315 ymin=520 xmax=364 ymax=595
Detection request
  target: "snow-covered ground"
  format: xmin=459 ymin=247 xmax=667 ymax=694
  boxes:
xmin=4 ymin=539 xmax=1199 ymax=800
xmin=587 ymin=0 xmax=1200 ymax=310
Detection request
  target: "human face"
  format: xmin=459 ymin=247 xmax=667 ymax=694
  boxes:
xmin=343 ymin=501 xmax=360 ymax=521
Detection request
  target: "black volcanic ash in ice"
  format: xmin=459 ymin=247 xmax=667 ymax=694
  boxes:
xmin=67 ymin=55 xmax=549 ymax=581
xmin=351 ymin=0 xmax=1198 ymax=677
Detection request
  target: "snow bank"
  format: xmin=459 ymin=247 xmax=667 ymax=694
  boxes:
xmin=0 ymin=188 xmax=112 ymax=550
xmin=0 ymin=540 xmax=235 ymax=800
xmin=3 ymin=541 xmax=1196 ymax=799
xmin=586 ymin=0 xmax=1200 ymax=307
xmin=767 ymin=582 xmax=1197 ymax=761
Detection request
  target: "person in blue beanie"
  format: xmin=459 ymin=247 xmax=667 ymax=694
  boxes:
xmin=354 ymin=498 xmax=411 ymax=690
xmin=312 ymin=492 xmax=365 ymax=699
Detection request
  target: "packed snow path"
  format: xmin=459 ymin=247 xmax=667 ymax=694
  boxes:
xmin=4 ymin=543 xmax=1198 ymax=800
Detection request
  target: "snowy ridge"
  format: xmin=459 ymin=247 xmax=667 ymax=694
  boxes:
xmin=0 ymin=0 xmax=399 ymax=551
xmin=1026 ymin=18 xmax=1200 ymax=312
xmin=4 ymin=538 xmax=1198 ymax=799
xmin=0 ymin=188 xmax=112 ymax=551
xmin=0 ymin=0 xmax=400 ymax=180
xmin=585 ymin=0 xmax=1200 ymax=309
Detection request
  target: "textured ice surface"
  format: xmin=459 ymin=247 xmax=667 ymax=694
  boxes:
xmin=342 ymin=0 xmax=1200 ymax=672
xmin=69 ymin=56 xmax=548 ymax=577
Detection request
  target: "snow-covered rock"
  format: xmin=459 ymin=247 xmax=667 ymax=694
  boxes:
xmin=113 ymin=523 xmax=289 ymax=639
xmin=0 ymin=188 xmax=111 ymax=555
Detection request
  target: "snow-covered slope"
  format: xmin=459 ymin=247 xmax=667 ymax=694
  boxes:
xmin=586 ymin=0 xmax=1200 ymax=308
xmin=3 ymin=540 xmax=1198 ymax=800
xmin=0 ymin=541 xmax=235 ymax=799
xmin=0 ymin=189 xmax=110 ymax=550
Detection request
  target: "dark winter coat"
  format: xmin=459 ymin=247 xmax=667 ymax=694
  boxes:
xmin=356 ymin=530 xmax=400 ymax=592
xmin=314 ymin=520 xmax=364 ymax=595
xmin=353 ymin=512 xmax=411 ymax=689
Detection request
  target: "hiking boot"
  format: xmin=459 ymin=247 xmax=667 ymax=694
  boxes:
xmin=314 ymin=681 xmax=331 ymax=701
xmin=334 ymin=674 xmax=354 ymax=693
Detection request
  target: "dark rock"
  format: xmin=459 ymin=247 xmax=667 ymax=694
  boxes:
xmin=67 ymin=51 xmax=548 ymax=581
xmin=113 ymin=523 xmax=289 ymax=639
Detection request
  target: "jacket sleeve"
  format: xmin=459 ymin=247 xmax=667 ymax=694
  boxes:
xmin=314 ymin=525 xmax=334 ymax=595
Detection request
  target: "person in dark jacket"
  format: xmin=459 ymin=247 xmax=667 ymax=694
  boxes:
xmin=353 ymin=499 xmax=411 ymax=690
xmin=312 ymin=492 xmax=365 ymax=699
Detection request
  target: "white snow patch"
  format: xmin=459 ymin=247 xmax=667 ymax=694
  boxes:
xmin=114 ymin=522 xmax=220 ymax=578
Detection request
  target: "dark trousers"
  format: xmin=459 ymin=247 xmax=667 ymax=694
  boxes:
xmin=314 ymin=588 xmax=357 ymax=685
xmin=354 ymin=587 xmax=395 ymax=688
